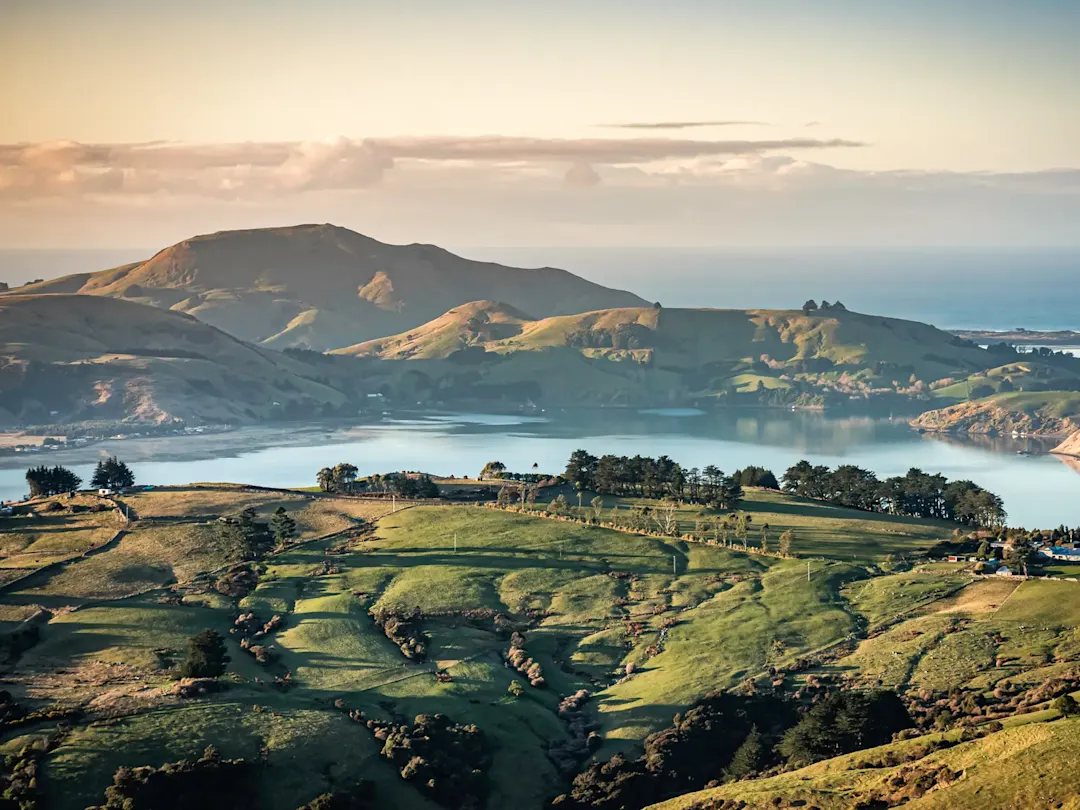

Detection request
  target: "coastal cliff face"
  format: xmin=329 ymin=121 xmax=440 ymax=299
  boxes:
xmin=1053 ymin=431 xmax=1080 ymax=458
xmin=912 ymin=393 xmax=1080 ymax=438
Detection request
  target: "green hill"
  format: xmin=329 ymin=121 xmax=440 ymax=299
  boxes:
xmin=0 ymin=483 xmax=999 ymax=810
xmin=333 ymin=301 xmax=1009 ymax=407
xmin=3 ymin=225 xmax=647 ymax=351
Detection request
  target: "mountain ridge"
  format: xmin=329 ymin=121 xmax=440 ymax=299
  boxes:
xmin=3 ymin=224 xmax=647 ymax=350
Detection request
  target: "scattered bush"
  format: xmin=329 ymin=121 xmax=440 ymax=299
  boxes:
xmin=370 ymin=608 xmax=428 ymax=661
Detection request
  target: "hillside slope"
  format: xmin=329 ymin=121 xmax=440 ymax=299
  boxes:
xmin=1054 ymin=430 xmax=1080 ymax=458
xmin=334 ymin=302 xmax=1002 ymax=406
xmin=0 ymin=294 xmax=350 ymax=426
xmin=912 ymin=392 xmax=1080 ymax=437
xmin=4 ymin=225 xmax=647 ymax=350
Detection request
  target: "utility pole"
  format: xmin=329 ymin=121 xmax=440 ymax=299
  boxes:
xmin=454 ymin=533 xmax=458 ymax=553
xmin=673 ymin=554 xmax=677 ymax=575
xmin=807 ymin=560 xmax=811 ymax=582
xmin=392 ymin=494 xmax=396 ymax=513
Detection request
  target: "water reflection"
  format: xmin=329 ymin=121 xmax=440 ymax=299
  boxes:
xmin=0 ymin=409 xmax=1076 ymax=527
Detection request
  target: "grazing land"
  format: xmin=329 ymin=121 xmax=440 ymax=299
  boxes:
xmin=1 ymin=484 xmax=1078 ymax=809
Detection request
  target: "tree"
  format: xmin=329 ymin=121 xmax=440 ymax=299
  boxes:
xmin=801 ymin=300 xmax=819 ymax=313
xmin=1053 ymin=694 xmax=1079 ymax=717
xmin=480 ymin=460 xmax=506 ymax=480
xmin=332 ymin=463 xmax=359 ymax=493
xmin=759 ymin=523 xmax=770 ymax=553
xmin=25 ymin=464 xmax=82 ymax=497
xmin=91 ymin=456 xmax=135 ymax=489
xmin=316 ymin=467 xmax=334 ymax=492
xmin=178 ymin=630 xmax=229 ymax=678
xmin=270 ymin=506 xmax=297 ymax=546
xmin=723 ymin=725 xmax=768 ymax=782
xmin=565 ymin=449 xmax=599 ymax=491
xmin=735 ymin=512 xmax=753 ymax=550
xmin=655 ymin=500 xmax=680 ymax=537
xmin=1005 ymin=537 xmax=1033 ymax=575
xmin=546 ymin=494 xmax=569 ymax=516
xmin=590 ymin=495 xmax=605 ymax=523
xmin=778 ymin=529 xmax=795 ymax=558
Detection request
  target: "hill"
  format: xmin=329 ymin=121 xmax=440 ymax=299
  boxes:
xmin=0 ymin=483 xmax=965 ymax=810
xmin=2 ymin=481 xmax=1077 ymax=810
xmin=333 ymin=302 xmax=1005 ymax=407
xmin=1054 ymin=431 xmax=1080 ymax=458
xmin=0 ymin=294 xmax=352 ymax=427
xmin=912 ymin=391 xmax=1080 ymax=437
xmin=3 ymin=225 xmax=647 ymax=351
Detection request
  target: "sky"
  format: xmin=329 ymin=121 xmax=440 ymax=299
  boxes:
xmin=3 ymin=0 xmax=1080 ymax=249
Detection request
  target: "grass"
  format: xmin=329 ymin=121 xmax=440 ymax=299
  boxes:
xmin=6 ymin=489 xmax=1077 ymax=810
xmin=550 ymin=487 xmax=955 ymax=564
xmin=647 ymin=716 xmax=1080 ymax=810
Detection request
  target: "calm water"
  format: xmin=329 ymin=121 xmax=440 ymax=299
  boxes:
xmin=1 ymin=410 xmax=1076 ymax=528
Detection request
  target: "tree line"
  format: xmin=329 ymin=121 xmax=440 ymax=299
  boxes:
xmin=782 ymin=461 xmax=1006 ymax=528
xmin=316 ymin=464 xmax=439 ymax=498
xmin=563 ymin=450 xmax=752 ymax=510
xmin=24 ymin=457 xmax=135 ymax=498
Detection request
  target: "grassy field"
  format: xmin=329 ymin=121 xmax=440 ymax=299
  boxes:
xmin=544 ymin=486 xmax=955 ymax=564
xmin=647 ymin=716 xmax=1080 ymax=810
xmin=3 ymin=486 xmax=1078 ymax=810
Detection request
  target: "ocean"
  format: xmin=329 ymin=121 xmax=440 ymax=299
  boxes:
xmin=2 ymin=247 xmax=1077 ymax=332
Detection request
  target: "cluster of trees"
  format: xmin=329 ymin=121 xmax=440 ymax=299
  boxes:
xmin=90 ymin=456 xmax=135 ymax=489
xmin=214 ymin=507 xmax=276 ymax=560
xmin=87 ymin=746 xmax=257 ymax=810
xmin=365 ymin=713 xmax=490 ymax=810
xmin=801 ymin=299 xmax=847 ymax=314
xmin=367 ymin=472 xmax=439 ymax=498
xmin=564 ymin=322 xmax=651 ymax=351
xmin=316 ymin=463 xmax=359 ymax=493
xmin=553 ymin=689 xmax=910 ymax=809
xmin=25 ymin=464 xmax=82 ymax=497
xmin=177 ymin=630 xmax=230 ymax=679
xmin=564 ymin=450 xmax=754 ymax=510
xmin=781 ymin=461 xmax=1007 ymax=528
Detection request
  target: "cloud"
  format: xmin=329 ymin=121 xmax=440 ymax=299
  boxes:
xmin=564 ymin=163 xmax=601 ymax=188
xmin=598 ymin=120 xmax=769 ymax=130
xmin=0 ymin=134 xmax=865 ymax=200
xmin=804 ymin=121 xmax=822 ymax=128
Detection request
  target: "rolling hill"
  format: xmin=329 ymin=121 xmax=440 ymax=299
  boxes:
xmin=3 ymin=225 xmax=647 ymax=351
xmin=0 ymin=294 xmax=352 ymax=427
xmin=332 ymin=301 xmax=1004 ymax=406
xmin=912 ymin=391 xmax=1080 ymax=437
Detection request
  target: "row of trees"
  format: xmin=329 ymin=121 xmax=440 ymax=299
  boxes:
xmin=25 ymin=457 xmax=136 ymax=498
xmin=316 ymin=465 xmax=439 ymax=498
xmin=563 ymin=450 xmax=748 ymax=509
xmin=782 ymin=461 xmax=1007 ymax=528
xmin=25 ymin=465 xmax=82 ymax=497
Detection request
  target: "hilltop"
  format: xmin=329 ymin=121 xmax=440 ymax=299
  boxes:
xmin=3 ymin=225 xmax=647 ymax=351
xmin=0 ymin=294 xmax=351 ymax=427
xmin=334 ymin=301 xmax=1002 ymax=406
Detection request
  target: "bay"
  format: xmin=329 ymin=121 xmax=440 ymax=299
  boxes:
xmin=1 ymin=409 xmax=1076 ymax=529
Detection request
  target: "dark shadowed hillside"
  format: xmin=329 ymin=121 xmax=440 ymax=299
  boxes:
xmin=0 ymin=294 xmax=352 ymax=426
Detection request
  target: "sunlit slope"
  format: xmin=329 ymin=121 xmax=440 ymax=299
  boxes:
xmin=4 ymin=225 xmax=646 ymax=350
